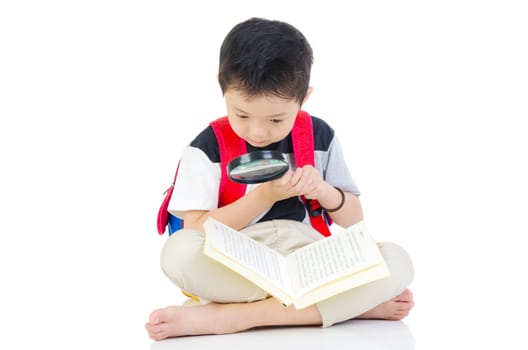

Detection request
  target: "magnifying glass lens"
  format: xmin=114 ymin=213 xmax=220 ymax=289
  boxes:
xmin=227 ymin=151 xmax=289 ymax=184
xmin=230 ymin=159 xmax=286 ymax=178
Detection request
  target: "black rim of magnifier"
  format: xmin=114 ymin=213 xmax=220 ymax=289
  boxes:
xmin=227 ymin=150 xmax=289 ymax=184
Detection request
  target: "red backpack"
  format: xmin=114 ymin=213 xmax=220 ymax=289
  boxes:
xmin=156 ymin=110 xmax=332 ymax=236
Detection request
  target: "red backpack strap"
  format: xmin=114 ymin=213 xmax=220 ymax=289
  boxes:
xmin=156 ymin=117 xmax=246 ymax=235
xmin=292 ymin=111 xmax=332 ymax=237
xmin=157 ymin=160 xmax=182 ymax=235
xmin=210 ymin=117 xmax=248 ymax=207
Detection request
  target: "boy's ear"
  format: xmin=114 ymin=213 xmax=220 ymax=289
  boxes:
xmin=301 ymin=87 xmax=314 ymax=106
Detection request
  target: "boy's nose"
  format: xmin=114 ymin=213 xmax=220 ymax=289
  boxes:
xmin=249 ymin=125 xmax=268 ymax=141
xmin=249 ymin=131 xmax=267 ymax=142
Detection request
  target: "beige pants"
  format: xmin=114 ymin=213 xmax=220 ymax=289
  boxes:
xmin=160 ymin=220 xmax=414 ymax=327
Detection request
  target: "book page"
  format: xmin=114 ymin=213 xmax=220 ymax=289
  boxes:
xmin=288 ymin=221 xmax=384 ymax=294
xmin=203 ymin=218 xmax=290 ymax=291
xmin=292 ymin=263 xmax=389 ymax=310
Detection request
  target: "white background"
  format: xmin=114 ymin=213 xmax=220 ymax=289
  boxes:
xmin=1 ymin=1 xmax=527 ymax=349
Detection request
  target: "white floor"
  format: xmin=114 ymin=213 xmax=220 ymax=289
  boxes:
xmin=2 ymin=1 xmax=527 ymax=349
xmin=150 ymin=320 xmax=416 ymax=350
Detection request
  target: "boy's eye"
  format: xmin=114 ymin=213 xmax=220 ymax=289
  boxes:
xmin=270 ymin=119 xmax=283 ymax=124
xmin=237 ymin=115 xmax=249 ymax=119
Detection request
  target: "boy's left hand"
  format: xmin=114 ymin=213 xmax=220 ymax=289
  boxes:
xmin=279 ymin=165 xmax=329 ymax=200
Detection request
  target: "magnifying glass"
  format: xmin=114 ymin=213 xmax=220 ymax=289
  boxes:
xmin=227 ymin=150 xmax=289 ymax=184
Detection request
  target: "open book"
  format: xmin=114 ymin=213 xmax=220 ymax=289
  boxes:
xmin=202 ymin=218 xmax=390 ymax=309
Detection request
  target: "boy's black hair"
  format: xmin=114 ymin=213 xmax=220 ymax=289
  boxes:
xmin=218 ymin=17 xmax=313 ymax=104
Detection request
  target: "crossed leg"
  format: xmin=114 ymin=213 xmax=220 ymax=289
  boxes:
xmin=145 ymin=289 xmax=414 ymax=340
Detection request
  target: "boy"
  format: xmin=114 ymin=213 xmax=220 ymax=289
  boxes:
xmin=146 ymin=17 xmax=414 ymax=340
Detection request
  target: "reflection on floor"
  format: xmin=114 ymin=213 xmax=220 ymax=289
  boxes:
xmin=150 ymin=319 xmax=415 ymax=350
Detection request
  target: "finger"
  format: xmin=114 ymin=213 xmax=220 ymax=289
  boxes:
xmin=282 ymin=167 xmax=302 ymax=186
xmin=289 ymin=173 xmax=310 ymax=196
xmin=301 ymin=178 xmax=317 ymax=196
xmin=278 ymin=169 xmax=293 ymax=184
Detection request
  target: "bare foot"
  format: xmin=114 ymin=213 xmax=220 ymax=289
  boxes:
xmin=357 ymin=289 xmax=415 ymax=320
xmin=145 ymin=291 xmax=415 ymax=340
xmin=145 ymin=298 xmax=322 ymax=340
xmin=145 ymin=303 xmax=246 ymax=340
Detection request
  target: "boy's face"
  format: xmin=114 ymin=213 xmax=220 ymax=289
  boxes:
xmin=224 ymin=89 xmax=301 ymax=148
